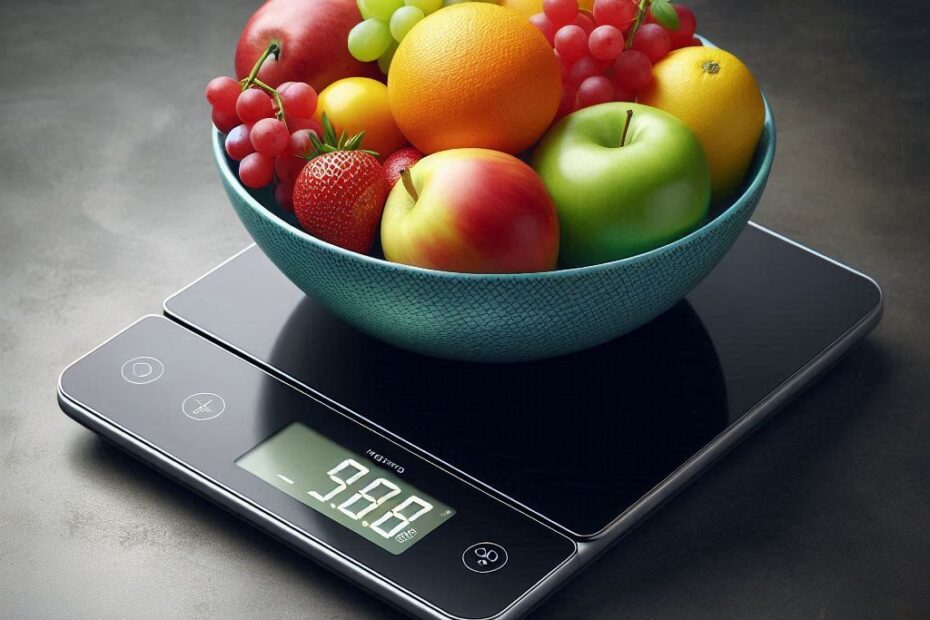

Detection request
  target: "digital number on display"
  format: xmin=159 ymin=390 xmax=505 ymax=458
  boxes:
xmin=236 ymin=423 xmax=455 ymax=555
xmin=308 ymin=458 xmax=434 ymax=539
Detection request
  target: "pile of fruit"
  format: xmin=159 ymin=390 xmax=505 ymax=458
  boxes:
xmin=207 ymin=0 xmax=765 ymax=272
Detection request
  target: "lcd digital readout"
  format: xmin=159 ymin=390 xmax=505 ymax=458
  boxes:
xmin=237 ymin=423 xmax=456 ymax=554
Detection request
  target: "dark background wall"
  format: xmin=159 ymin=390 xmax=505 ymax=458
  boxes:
xmin=1 ymin=0 xmax=928 ymax=617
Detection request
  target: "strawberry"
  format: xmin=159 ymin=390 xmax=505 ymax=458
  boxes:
xmin=293 ymin=115 xmax=388 ymax=254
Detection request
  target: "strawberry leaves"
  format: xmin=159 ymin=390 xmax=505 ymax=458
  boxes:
xmin=304 ymin=113 xmax=379 ymax=160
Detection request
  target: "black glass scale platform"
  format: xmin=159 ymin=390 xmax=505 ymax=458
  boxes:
xmin=58 ymin=223 xmax=882 ymax=619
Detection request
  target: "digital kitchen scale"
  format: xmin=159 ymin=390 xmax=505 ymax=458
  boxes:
xmin=58 ymin=223 xmax=882 ymax=619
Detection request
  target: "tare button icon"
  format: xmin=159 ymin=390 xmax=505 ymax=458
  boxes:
xmin=463 ymin=542 xmax=508 ymax=574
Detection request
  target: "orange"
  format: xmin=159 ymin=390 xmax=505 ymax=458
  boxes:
xmin=314 ymin=77 xmax=407 ymax=160
xmin=387 ymin=3 xmax=561 ymax=155
xmin=498 ymin=0 xmax=594 ymax=20
xmin=639 ymin=46 xmax=765 ymax=202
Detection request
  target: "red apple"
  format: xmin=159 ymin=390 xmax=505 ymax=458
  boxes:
xmin=382 ymin=147 xmax=424 ymax=187
xmin=235 ymin=0 xmax=381 ymax=92
xmin=380 ymin=149 xmax=560 ymax=273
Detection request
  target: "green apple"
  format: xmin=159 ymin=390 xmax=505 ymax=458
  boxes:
xmin=532 ymin=102 xmax=711 ymax=268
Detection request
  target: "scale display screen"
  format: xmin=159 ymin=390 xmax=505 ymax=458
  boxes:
xmin=237 ymin=423 xmax=456 ymax=554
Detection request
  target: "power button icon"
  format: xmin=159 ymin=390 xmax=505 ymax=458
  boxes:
xmin=463 ymin=542 xmax=508 ymax=574
xmin=121 ymin=357 xmax=164 ymax=385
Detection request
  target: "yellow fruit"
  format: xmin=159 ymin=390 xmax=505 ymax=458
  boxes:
xmin=498 ymin=0 xmax=593 ymax=20
xmin=639 ymin=46 xmax=765 ymax=202
xmin=314 ymin=77 xmax=407 ymax=160
xmin=388 ymin=3 xmax=561 ymax=155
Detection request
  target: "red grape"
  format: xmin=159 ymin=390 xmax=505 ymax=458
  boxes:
xmin=555 ymin=25 xmax=589 ymax=63
xmin=211 ymin=107 xmax=240 ymax=133
xmin=274 ymin=182 xmax=295 ymax=211
xmin=287 ymin=116 xmax=324 ymax=135
xmin=588 ymin=25 xmax=624 ymax=61
xmin=278 ymin=82 xmax=318 ymax=119
xmin=649 ymin=4 xmax=697 ymax=48
xmin=568 ymin=54 xmax=605 ymax=84
xmin=577 ymin=75 xmax=614 ymax=107
xmin=613 ymin=82 xmax=635 ymax=102
xmin=593 ymin=0 xmax=637 ymax=30
xmin=557 ymin=83 xmax=578 ymax=118
xmin=236 ymin=88 xmax=274 ymax=124
xmin=554 ymin=50 xmax=572 ymax=80
xmin=275 ymin=154 xmax=307 ymax=185
xmin=687 ymin=36 xmax=702 ymax=47
xmin=612 ymin=49 xmax=653 ymax=91
xmin=225 ymin=124 xmax=254 ymax=160
xmin=238 ymin=152 xmax=274 ymax=188
xmin=529 ymin=13 xmax=558 ymax=45
xmin=250 ymin=118 xmax=290 ymax=156
xmin=205 ymin=76 xmax=241 ymax=116
xmin=289 ymin=129 xmax=315 ymax=157
xmin=632 ymin=23 xmax=671 ymax=63
xmin=543 ymin=0 xmax=578 ymax=27
xmin=572 ymin=12 xmax=596 ymax=33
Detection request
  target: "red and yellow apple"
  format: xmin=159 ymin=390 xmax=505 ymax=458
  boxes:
xmin=235 ymin=0 xmax=381 ymax=92
xmin=381 ymin=149 xmax=560 ymax=273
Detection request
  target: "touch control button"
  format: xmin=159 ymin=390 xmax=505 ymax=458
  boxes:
xmin=121 ymin=356 xmax=164 ymax=385
xmin=462 ymin=542 xmax=508 ymax=574
xmin=182 ymin=393 xmax=226 ymax=421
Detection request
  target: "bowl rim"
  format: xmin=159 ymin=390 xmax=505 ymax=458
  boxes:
xmin=214 ymin=53 xmax=776 ymax=282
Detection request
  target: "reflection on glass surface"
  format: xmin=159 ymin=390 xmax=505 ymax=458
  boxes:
xmin=166 ymin=226 xmax=881 ymax=536
xmin=261 ymin=297 xmax=728 ymax=535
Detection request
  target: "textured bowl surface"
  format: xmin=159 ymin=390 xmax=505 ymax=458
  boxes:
xmin=215 ymin=98 xmax=775 ymax=363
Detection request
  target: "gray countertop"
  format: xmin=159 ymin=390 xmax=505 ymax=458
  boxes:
xmin=2 ymin=0 xmax=928 ymax=618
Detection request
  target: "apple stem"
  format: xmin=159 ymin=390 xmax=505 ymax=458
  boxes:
xmin=242 ymin=41 xmax=280 ymax=91
xmin=400 ymin=168 xmax=419 ymax=202
xmin=620 ymin=109 xmax=633 ymax=147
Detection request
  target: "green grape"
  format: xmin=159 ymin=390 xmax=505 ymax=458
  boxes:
xmin=404 ymin=0 xmax=442 ymax=15
xmin=389 ymin=6 xmax=424 ymax=42
xmin=357 ymin=0 xmax=374 ymax=19
xmin=347 ymin=18 xmax=393 ymax=62
xmin=362 ymin=0 xmax=404 ymax=21
xmin=377 ymin=42 xmax=399 ymax=75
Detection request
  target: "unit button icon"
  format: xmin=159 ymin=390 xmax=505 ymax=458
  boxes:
xmin=462 ymin=542 xmax=508 ymax=574
xmin=182 ymin=393 xmax=226 ymax=421
xmin=121 ymin=356 xmax=164 ymax=385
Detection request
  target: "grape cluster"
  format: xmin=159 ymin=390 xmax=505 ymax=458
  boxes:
xmin=205 ymin=73 xmax=322 ymax=209
xmin=530 ymin=0 xmax=698 ymax=117
xmin=348 ymin=0 xmax=443 ymax=74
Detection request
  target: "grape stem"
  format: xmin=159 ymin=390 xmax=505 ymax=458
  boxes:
xmin=400 ymin=169 xmax=419 ymax=201
xmin=239 ymin=41 xmax=288 ymax=127
xmin=251 ymin=78 xmax=288 ymax=125
xmin=242 ymin=41 xmax=280 ymax=91
xmin=620 ymin=109 xmax=633 ymax=147
xmin=625 ymin=0 xmax=649 ymax=50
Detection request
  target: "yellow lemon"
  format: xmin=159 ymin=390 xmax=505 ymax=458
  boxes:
xmin=639 ymin=46 xmax=765 ymax=202
xmin=314 ymin=77 xmax=407 ymax=159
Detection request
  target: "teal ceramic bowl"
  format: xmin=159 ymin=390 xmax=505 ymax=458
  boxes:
xmin=214 ymin=98 xmax=774 ymax=362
